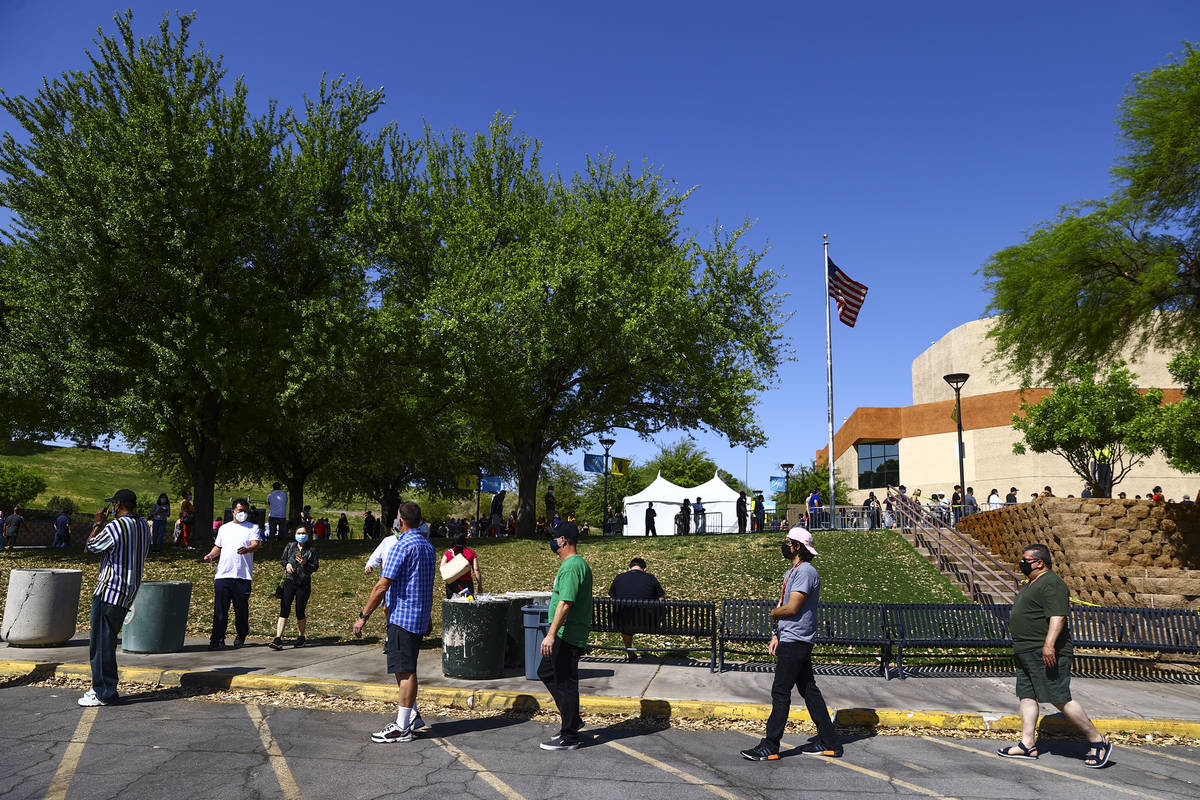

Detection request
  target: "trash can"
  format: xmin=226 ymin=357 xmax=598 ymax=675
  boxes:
xmin=1 ymin=568 xmax=83 ymax=646
xmin=522 ymin=603 xmax=549 ymax=681
xmin=442 ymin=596 xmax=509 ymax=679
xmin=121 ymin=581 xmax=192 ymax=653
xmin=502 ymin=591 xmax=550 ymax=668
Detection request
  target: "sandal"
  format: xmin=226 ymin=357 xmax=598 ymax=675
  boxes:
xmin=996 ymin=741 xmax=1039 ymax=760
xmin=1084 ymin=738 xmax=1113 ymax=769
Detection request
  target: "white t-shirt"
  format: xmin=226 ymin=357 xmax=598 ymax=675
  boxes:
xmin=214 ymin=520 xmax=263 ymax=580
xmin=266 ymin=490 xmax=288 ymax=518
xmin=366 ymin=535 xmax=399 ymax=571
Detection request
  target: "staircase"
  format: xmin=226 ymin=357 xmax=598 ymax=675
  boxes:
xmin=890 ymin=492 xmax=1021 ymax=604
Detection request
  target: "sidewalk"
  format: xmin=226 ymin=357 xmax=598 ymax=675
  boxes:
xmin=2 ymin=636 xmax=1198 ymax=737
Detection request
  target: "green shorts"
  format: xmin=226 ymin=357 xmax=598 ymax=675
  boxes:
xmin=1014 ymin=650 xmax=1073 ymax=704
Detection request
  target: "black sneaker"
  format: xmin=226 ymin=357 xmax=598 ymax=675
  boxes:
xmin=208 ymin=640 xmax=226 ymax=651
xmin=268 ymin=638 xmax=284 ymax=651
xmin=371 ymin=722 xmax=413 ymax=743
xmin=799 ymin=742 xmax=843 ymax=758
xmin=540 ymin=735 xmax=580 ymax=751
xmin=293 ymin=636 xmax=306 ymax=648
xmin=233 ymin=637 xmax=246 ymax=649
xmin=740 ymin=743 xmax=779 ymax=761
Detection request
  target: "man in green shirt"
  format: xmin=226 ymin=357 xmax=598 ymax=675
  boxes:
xmin=538 ymin=521 xmax=592 ymax=751
xmin=997 ymin=543 xmax=1112 ymax=768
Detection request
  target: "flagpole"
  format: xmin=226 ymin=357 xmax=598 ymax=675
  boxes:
xmin=823 ymin=234 xmax=837 ymax=530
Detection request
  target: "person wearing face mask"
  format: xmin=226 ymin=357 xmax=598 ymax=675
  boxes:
xmin=270 ymin=526 xmax=319 ymax=649
xmin=150 ymin=492 xmax=170 ymax=552
xmin=178 ymin=491 xmax=195 ymax=550
xmin=997 ymin=544 xmax=1112 ymax=768
xmin=537 ymin=521 xmax=593 ymax=751
xmin=741 ymin=527 xmax=841 ymax=761
xmin=202 ymin=498 xmax=263 ymax=650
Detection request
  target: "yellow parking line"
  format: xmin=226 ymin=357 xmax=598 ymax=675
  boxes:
xmin=44 ymin=707 xmax=97 ymax=800
xmin=606 ymin=739 xmax=743 ymax=800
xmin=434 ymin=737 xmax=527 ymax=800
xmin=1132 ymin=748 xmax=1200 ymax=768
xmin=246 ymin=705 xmax=303 ymax=800
xmin=926 ymin=737 xmax=1164 ymax=800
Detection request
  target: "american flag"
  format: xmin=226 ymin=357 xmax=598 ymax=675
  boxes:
xmin=827 ymin=259 xmax=868 ymax=327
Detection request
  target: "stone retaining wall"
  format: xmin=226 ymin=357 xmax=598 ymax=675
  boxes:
xmin=959 ymin=498 xmax=1200 ymax=609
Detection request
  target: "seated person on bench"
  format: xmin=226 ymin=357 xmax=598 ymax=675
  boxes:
xmin=608 ymin=558 xmax=666 ymax=661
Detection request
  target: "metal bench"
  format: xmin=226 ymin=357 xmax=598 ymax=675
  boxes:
xmin=590 ymin=598 xmax=717 ymax=671
xmin=1069 ymin=606 xmax=1200 ymax=654
xmin=888 ymin=603 xmax=1013 ymax=678
xmin=718 ymin=599 xmax=895 ymax=677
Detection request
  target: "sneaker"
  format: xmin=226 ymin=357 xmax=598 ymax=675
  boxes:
xmin=77 ymin=689 xmax=110 ymax=707
xmin=293 ymin=636 xmax=306 ymax=648
xmin=371 ymin=722 xmax=413 ymax=744
xmin=233 ymin=637 xmax=245 ymax=649
xmin=410 ymin=712 xmax=426 ymax=731
xmin=208 ymin=640 xmax=226 ymax=651
xmin=799 ymin=742 xmax=843 ymax=758
xmin=540 ymin=735 xmax=580 ymax=751
xmin=740 ymin=743 xmax=779 ymax=761
xmin=268 ymin=638 xmax=284 ymax=651
xmin=625 ymin=649 xmax=639 ymax=662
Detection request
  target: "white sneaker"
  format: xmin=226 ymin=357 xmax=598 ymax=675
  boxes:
xmin=410 ymin=712 xmax=426 ymax=731
xmin=77 ymin=690 xmax=109 ymax=707
xmin=371 ymin=722 xmax=413 ymax=743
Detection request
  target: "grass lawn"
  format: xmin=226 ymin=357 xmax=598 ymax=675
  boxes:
xmin=0 ymin=530 xmax=966 ymax=648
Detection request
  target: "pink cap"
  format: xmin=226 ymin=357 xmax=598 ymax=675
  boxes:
xmin=786 ymin=527 xmax=818 ymax=555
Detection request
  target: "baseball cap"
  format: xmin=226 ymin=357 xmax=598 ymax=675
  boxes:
xmin=785 ymin=527 xmax=818 ymax=555
xmin=555 ymin=521 xmax=580 ymax=543
xmin=106 ymin=488 xmax=137 ymax=509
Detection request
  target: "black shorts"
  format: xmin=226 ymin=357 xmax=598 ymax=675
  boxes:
xmin=385 ymin=624 xmax=423 ymax=674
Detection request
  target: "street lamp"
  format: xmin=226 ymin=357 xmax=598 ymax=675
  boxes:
xmin=943 ymin=373 xmax=969 ymax=514
xmin=780 ymin=463 xmax=794 ymax=525
xmin=599 ymin=436 xmax=616 ymax=533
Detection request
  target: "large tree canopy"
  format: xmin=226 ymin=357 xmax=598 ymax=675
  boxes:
xmin=982 ymin=44 xmax=1200 ymax=383
xmin=379 ymin=116 xmax=788 ymax=536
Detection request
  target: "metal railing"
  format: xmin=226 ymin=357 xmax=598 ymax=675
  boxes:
xmin=887 ymin=487 xmax=1021 ymax=604
xmin=800 ymin=506 xmax=877 ymax=530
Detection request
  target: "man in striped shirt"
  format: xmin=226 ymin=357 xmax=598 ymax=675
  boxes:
xmin=81 ymin=489 xmax=150 ymax=707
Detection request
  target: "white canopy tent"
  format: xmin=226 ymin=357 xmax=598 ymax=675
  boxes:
xmin=621 ymin=471 xmax=742 ymax=536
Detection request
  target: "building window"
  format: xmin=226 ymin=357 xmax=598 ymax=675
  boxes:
xmin=856 ymin=442 xmax=899 ymax=489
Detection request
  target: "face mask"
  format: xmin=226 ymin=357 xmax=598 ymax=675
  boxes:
xmin=781 ymin=542 xmax=795 ymax=560
xmin=1018 ymin=560 xmax=1034 ymax=577
xmin=549 ymin=538 xmax=561 ymax=554
xmin=295 ymin=534 xmax=309 ymax=544
xmin=234 ymin=511 xmax=247 ymax=523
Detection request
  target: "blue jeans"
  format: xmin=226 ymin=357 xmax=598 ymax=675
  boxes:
xmin=89 ymin=597 xmax=128 ymax=702
xmin=150 ymin=518 xmax=166 ymax=551
xmin=211 ymin=578 xmax=251 ymax=644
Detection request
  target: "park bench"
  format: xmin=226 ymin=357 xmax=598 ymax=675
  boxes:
xmin=590 ymin=598 xmax=717 ymax=671
xmin=887 ymin=603 xmax=1013 ymax=678
xmin=1068 ymin=606 xmax=1200 ymax=654
xmin=718 ymin=599 xmax=895 ymax=677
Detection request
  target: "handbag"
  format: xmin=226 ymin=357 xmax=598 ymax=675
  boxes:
xmin=440 ymin=552 xmax=471 ymax=582
xmin=274 ymin=580 xmax=284 ymax=599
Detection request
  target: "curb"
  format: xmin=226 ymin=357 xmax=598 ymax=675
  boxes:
xmin=3 ymin=659 xmax=1198 ymax=738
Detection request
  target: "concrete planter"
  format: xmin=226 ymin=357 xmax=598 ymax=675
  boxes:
xmin=1 ymin=568 xmax=83 ymax=646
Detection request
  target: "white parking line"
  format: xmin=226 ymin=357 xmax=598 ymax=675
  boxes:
xmin=926 ymin=737 xmax=1164 ymax=800
xmin=434 ymin=737 xmax=527 ymax=800
xmin=246 ymin=705 xmax=303 ymax=800
xmin=44 ymin=707 xmax=97 ymax=800
xmin=606 ymin=739 xmax=743 ymax=800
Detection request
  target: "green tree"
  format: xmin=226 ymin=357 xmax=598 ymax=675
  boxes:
xmin=982 ymin=44 xmax=1200 ymax=382
xmin=774 ymin=460 xmax=851 ymax=509
xmin=0 ymin=461 xmax=47 ymax=509
xmin=381 ymin=115 xmax=788 ymax=536
xmin=1011 ymin=363 xmax=1161 ymax=497
xmin=1156 ymin=352 xmax=1200 ymax=473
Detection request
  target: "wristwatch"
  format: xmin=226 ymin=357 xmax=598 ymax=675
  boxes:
xmin=358 ymin=612 xmax=369 ymax=621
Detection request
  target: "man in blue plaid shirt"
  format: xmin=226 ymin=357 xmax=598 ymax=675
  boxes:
xmin=353 ymin=501 xmax=435 ymax=743
xmin=80 ymin=489 xmax=150 ymax=707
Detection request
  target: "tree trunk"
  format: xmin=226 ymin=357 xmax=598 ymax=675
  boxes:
xmin=286 ymin=475 xmax=306 ymax=527
xmin=514 ymin=452 xmax=544 ymax=538
xmin=189 ymin=440 xmax=220 ymax=547
xmin=380 ymin=484 xmax=402 ymax=531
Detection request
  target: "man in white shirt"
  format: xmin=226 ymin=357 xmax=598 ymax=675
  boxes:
xmin=266 ymin=482 xmax=288 ymax=540
xmin=203 ymin=498 xmax=262 ymax=650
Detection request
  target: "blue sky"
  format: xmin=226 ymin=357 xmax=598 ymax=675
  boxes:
xmin=2 ymin=1 xmax=1197 ymax=491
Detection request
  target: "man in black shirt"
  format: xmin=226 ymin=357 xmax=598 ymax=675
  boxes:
xmin=736 ymin=491 xmax=748 ymax=534
xmin=608 ymin=558 xmax=665 ymax=660
xmin=644 ymin=503 xmax=657 ymax=537
xmin=1005 ymin=487 xmax=1019 ymax=505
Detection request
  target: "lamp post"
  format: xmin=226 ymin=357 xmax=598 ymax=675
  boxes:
xmin=943 ymin=373 xmax=969 ymax=513
xmin=474 ymin=469 xmax=482 ymax=534
xmin=780 ymin=463 xmax=794 ymax=526
xmin=599 ymin=436 xmax=616 ymax=533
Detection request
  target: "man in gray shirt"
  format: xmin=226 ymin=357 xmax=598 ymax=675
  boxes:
xmin=741 ymin=527 xmax=841 ymax=760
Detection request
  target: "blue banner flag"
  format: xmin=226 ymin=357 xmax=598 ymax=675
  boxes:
xmin=480 ymin=476 xmax=503 ymax=493
xmin=583 ymin=454 xmax=605 ymax=474
xmin=769 ymin=476 xmax=786 ymax=493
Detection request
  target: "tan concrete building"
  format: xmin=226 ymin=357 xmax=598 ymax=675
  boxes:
xmin=824 ymin=318 xmax=1200 ymax=505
